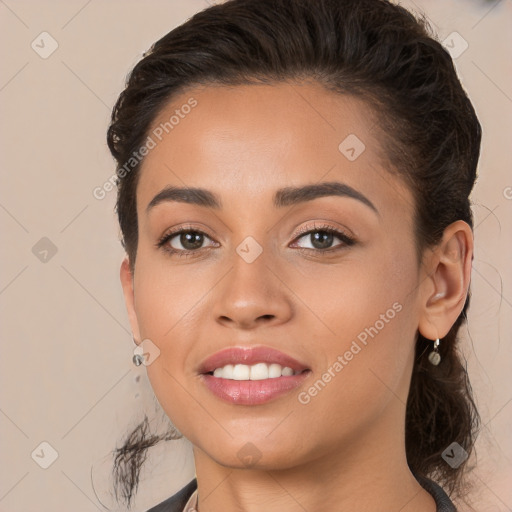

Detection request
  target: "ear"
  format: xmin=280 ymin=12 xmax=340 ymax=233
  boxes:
xmin=120 ymin=256 xmax=142 ymax=344
xmin=418 ymin=220 xmax=473 ymax=340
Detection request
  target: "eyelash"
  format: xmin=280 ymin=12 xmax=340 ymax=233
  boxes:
xmin=155 ymin=222 xmax=356 ymax=259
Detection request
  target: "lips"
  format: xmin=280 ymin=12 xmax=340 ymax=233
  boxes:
xmin=197 ymin=346 xmax=310 ymax=375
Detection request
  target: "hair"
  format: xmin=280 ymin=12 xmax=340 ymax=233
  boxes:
xmin=107 ymin=0 xmax=481 ymax=507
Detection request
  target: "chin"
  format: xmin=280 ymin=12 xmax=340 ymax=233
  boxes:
xmin=201 ymin=435 xmax=306 ymax=471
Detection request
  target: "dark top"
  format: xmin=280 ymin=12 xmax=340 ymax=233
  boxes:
xmin=147 ymin=475 xmax=456 ymax=512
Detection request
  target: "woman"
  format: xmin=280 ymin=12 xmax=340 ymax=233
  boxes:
xmin=107 ymin=0 xmax=481 ymax=510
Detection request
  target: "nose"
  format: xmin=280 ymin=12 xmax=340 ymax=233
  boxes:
xmin=212 ymin=247 xmax=294 ymax=330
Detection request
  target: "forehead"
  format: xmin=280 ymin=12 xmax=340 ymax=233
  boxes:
xmin=136 ymin=81 xmax=414 ymax=221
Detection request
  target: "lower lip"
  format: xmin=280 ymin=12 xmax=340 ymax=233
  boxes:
xmin=200 ymin=371 xmax=312 ymax=405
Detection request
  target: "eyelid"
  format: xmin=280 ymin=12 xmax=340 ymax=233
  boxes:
xmin=290 ymin=222 xmax=356 ymax=248
xmin=292 ymin=221 xmax=354 ymax=239
xmin=156 ymin=221 xmax=356 ymax=257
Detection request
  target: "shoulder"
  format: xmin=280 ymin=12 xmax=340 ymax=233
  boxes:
xmin=146 ymin=478 xmax=198 ymax=512
xmin=415 ymin=475 xmax=457 ymax=512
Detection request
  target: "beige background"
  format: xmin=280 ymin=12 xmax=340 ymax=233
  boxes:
xmin=0 ymin=0 xmax=511 ymax=511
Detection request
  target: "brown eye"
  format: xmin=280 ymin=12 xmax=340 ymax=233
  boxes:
xmin=156 ymin=228 xmax=218 ymax=257
xmin=302 ymin=231 xmax=336 ymax=250
xmin=293 ymin=225 xmax=355 ymax=252
xmin=171 ymin=231 xmax=206 ymax=251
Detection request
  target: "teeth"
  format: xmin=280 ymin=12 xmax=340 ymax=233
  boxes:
xmin=211 ymin=363 xmax=299 ymax=380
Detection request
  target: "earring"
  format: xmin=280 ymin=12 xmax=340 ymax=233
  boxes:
xmin=132 ymin=337 xmax=144 ymax=366
xmin=133 ymin=353 xmax=144 ymax=366
xmin=428 ymin=338 xmax=441 ymax=366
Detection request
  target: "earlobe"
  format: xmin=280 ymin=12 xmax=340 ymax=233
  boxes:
xmin=120 ymin=257 xmax=141 ymax=343
xmin=418 ymin=221 xmax=473 ymax=340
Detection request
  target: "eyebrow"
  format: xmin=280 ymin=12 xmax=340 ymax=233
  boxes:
xmin=146 ymin=181 xmax=378 ymax=215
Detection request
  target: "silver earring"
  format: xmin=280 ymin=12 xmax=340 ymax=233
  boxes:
xmin=428 ymin=338 xmax=441 ymax=366
xmin=133 ymin=353 xmax=144 ymax=366
xmin=132 ymin=337 xmax=144 ymax=366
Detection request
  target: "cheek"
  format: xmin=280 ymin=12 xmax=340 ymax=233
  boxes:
xmin=133 ymin=250 xmax=210 ymax=338
xmin=131 ymin=257 xmax=218 ymax=425
xmin=292 ymin=249 xmax=420 ymax=404
xmin=292 ymin=246 xmax=418 ymax=343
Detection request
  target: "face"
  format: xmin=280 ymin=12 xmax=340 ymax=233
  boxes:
xmin=122 ymin=81 xmax=431 ymax=471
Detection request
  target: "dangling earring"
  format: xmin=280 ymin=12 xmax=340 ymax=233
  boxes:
xmin=133 ymin=353 xmax=144 ymax=366
xmin=132 ymin=337 xmax=144 ymax=366
xmin=428 ymin=338 xmax=441 ymax=366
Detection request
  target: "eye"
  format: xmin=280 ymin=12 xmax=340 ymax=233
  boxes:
xmin=156 ymin=222 xmax=356 ymax=259
xmin=156 ymin=227 xmax=218 ymax=257
xmin=291 ymin=223 xmax=356 ymax=252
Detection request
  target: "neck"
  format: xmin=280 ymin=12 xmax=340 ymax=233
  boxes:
xmin=191 ymin=402 xmax=436 ymax=512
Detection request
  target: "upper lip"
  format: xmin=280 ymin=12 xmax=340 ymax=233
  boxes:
xmin=197 ymin=346 xmax=310 ymax=374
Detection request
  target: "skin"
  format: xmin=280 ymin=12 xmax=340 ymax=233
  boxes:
xmin=120 ymin=81 xmax=473 ymax=512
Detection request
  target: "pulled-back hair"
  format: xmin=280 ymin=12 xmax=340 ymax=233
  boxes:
xmin=107 ymin=0 xmax=481 ymax=507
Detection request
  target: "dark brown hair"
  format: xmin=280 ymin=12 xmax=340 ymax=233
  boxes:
xmin=107 ymin=0 xmax=481 ymax=507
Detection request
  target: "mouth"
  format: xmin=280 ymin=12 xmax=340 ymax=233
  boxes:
xmin=197 ymin=345 xmax=311 ymax=376
xmin=197 ymin=345 xmax=312 ymax=405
